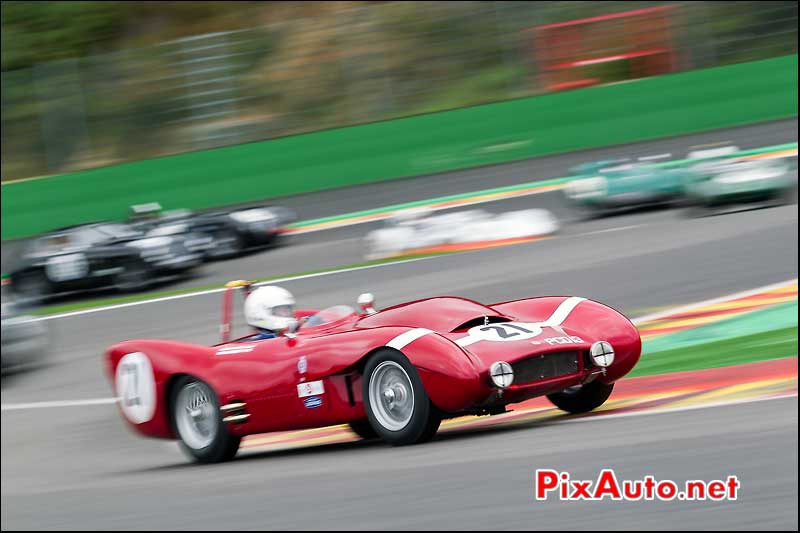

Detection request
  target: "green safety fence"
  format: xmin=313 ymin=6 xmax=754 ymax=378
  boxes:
xmin=2 ymin=54 xmax=797 ymax=240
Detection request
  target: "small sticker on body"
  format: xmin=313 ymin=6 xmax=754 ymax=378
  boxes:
xmin=303 ymin=396 xmax=323 ymax=409
xmin=543 ymin=336 xmax=585 ymax=345
xmin=297 ymin=380 xmax=324 ymax=398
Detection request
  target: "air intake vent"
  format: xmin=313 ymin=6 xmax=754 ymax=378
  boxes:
xmin=511 ymin=351 xmax=580 ymax=384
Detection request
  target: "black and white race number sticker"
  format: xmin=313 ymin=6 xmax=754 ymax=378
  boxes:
xmin=459 ymin=322 xmax=544 ymax=345
xmin=115 ymin=352 xmax=156 ymax=424
xmin=45 ymin=253 xmax=88 ymax=282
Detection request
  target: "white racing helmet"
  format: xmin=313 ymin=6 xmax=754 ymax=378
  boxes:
xmin=244 ymin=285 xmax=297 ymax=333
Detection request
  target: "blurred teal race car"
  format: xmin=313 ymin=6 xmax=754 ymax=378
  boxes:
xmin=681 ymin=149 xmax=796 ymax=216
xmin=562 ymin=155 xmax=687 ymax=217
xmin=563 ymin=146 xmax=796 ymax=218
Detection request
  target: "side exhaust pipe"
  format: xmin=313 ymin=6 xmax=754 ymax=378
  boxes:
xmin=220 ymin=402 xmax=249 ymax=423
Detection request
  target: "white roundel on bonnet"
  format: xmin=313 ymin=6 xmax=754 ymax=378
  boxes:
xmin=115 ymin=352 xmax=157 ymax=424
xmin=465 ymin=322 xmax=544 ymax=342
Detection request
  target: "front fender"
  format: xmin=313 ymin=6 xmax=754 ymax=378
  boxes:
xmin=565 ymin=299 xmax=641 ymax=383
xmin=389 ymin=332 xmax=483 ymax=413
xmin=291 ymin=327 xmax=484 ymax=413
xmin=490 ymin=297 xmax=641 ymax=384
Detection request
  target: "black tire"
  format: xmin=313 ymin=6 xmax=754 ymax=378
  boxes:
xmin=169 ymin=376 xmax=241 ymax=463
xmin=208 ymin=229 xmax=244 ymax=260
xmin=113 ymin=259 xmax=151 ymax=293
xmin=348 ymin=419 xmax=380 ymax=441
xmin=771 ymin=185 xmax=797 ymax=207
xmin=547 ymin=380 xmax=614 ymax=414
xmin=362 ymin=349 xmax=442 ymax=446
xmin=11 ymin=271 xmax=51 ymax=302
xmin=416 ymin=405 xmax=443 ymax=444
xmin=683 ymin=201 xmax=715 ymax=218
xmin=570 ymin=199 xmax=613 ymax=222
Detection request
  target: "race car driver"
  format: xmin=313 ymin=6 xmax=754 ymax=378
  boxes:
xmin=242 ymin=285 xmax=298 ymax=340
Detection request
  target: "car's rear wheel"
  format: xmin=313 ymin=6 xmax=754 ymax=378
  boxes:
xmin=363 ymin=349 xmax=441 ymax=445
xmin=170 ymin=376 xmax=241 ymax=463
xmin=11 ymin=271 xmax=51 ymax=302
xmin=113 ymin=259 xmax=151 ymax=292
xmin=348 ymin=419 xmax=379 ymax=440
xmin=547 ymin=380 xmax=614 ymax=414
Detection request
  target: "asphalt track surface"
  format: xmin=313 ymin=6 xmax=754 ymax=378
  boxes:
xmin=2 ymin=119 xmax=798 ymax=530
xmin=2 ymin=395 xmax=796 ymax=530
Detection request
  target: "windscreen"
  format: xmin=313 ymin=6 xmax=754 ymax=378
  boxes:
xmin=303 ymin=305 xmax=356 ymax=328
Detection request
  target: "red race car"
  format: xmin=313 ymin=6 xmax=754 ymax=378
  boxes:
xmin=105 ymin=281 xmax=641 ymax=463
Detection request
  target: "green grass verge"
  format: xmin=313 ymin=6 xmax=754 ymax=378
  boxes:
xmin=629 ymin=327 xmax=798 ymax=377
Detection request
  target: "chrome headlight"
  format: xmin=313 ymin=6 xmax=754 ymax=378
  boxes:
xmin=489 ymin=361 xmax=514 ymax=388
xmin=590 ymin=341 xmax=615 ymax=368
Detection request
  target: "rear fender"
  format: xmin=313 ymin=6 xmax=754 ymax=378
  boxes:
xmin=105 ymin=339 xmax=223 ymax=439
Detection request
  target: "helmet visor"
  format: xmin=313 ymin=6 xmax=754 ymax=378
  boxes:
xmin=271 ymin=304 xmax=295 ymax=318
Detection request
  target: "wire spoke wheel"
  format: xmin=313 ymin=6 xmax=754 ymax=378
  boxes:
xmin=175 ymin=382 xmax=219 ymax=450
xmin=170 ymin=377 xmax=241 ymax=463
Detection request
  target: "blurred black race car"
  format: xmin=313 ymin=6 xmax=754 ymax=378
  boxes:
xmin=8 ymin=222 xmax=206 ymax=301
xmin=128 ymin=203 xmax=297 ymax=260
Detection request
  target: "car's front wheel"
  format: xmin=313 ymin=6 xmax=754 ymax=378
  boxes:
xmin=770 ymin=184 xmax=797 ymax=207
xmin=208 ymin=229 xmax=244 ymax=260
xmin=362 ymin=349 xmax=441 ymax=445
xmin=170 ymin=376 xmax=241 ymax=463
xmin=547 ymin=380 xmax=614 ymax=414
xmin=683 ymin=200 xmax=717 ymax=218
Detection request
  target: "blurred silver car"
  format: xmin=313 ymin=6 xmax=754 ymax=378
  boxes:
xmin=683 ymin=147 xmax=796 ymax=215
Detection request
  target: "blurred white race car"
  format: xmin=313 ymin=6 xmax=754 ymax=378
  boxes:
xmin=364 ymin=208 xmax=559 ymax=260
